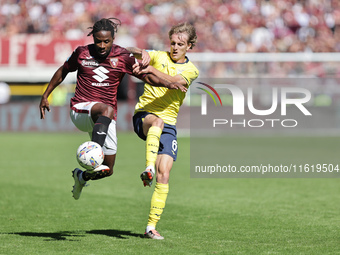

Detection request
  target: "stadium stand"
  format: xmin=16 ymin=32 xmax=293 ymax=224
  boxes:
xmin=1 ymin=0 xmax=340 ymax=53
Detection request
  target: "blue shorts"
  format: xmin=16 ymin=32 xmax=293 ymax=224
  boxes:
xmin=133 ymin=111 xmax=178 ymax=161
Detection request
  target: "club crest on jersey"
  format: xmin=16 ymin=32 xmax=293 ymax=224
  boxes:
xmin=110 ymin=58 xmax=119 ymax=68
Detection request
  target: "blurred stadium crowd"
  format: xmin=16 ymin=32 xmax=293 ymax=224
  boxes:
xmin=1 ymin=0 xmax=340 ymax=53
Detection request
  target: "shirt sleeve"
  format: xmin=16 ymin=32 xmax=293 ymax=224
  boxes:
xmin=179 ymin=66 xmax=199 ymax=86
xmin=63 ymin=47 xmax=79 ymax=72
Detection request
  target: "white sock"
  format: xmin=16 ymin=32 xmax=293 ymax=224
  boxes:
xmin=146 ymin=225 xmax=155 ymax=233
xmin=146 ymin=165 xmax=155 ymax=175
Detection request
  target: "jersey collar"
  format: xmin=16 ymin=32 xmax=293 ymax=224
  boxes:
xmin=168 ymin=52 xmax=189 ymax=64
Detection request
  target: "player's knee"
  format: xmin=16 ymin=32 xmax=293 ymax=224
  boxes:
xmin=153 ymin=117 xmax=164 ymax=130
xmin=102 ymin=106 xmax=114 ymax=119
xmin=92 ymin=103 xmax=114 ymax=120
xmin=156 ymin=171 xmax=170 ymax=183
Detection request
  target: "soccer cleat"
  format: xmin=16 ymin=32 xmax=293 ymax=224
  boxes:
xmin=90 ymin=164 xmax=110 ymax=173
xmin=144 ymin=229 xmax=164 ymax=240
xmin=140 ymin=166 xmax=155 ymax=187
xmin=72 ymin=168 xmax=87 ymax=200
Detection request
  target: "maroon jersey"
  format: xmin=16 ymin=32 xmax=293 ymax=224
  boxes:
xmin=64 ymin=44 xmax=145 ymax=120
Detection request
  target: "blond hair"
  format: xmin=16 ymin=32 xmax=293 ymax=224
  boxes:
xmin=169 ymin=22 xmax=197 ymax=49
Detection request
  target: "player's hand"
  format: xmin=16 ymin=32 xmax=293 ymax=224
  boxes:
xmin=39 ymin=97 xmax=50 ymax=119
xmin=166 ymin=82 xmax=188 ymax=92
xmin=141 ymin=49 xmax=150 ymax=67
xmin=133 ymin=62 xmax=150 ymax=75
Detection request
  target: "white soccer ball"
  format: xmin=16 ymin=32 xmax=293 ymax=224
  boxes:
xmin=76 ymin=141 xmax=104 ymax=170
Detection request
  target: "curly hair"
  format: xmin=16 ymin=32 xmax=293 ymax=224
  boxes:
xmin=168 ymin=22 xmax=197 ymax=49
xmin=87 ymin=18 xmax=121 ymax=38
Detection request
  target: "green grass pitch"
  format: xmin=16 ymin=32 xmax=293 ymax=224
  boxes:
xmin=0 ymin=132 xmax=339 ymax=254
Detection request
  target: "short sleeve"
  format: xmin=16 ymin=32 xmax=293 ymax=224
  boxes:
xmin=63 ymin=48 xmax=80 ymax=72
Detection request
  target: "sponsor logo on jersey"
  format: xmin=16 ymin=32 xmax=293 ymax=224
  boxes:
xmin=91 ymin=83 xmax=110 ymax=86
xmin=109 ymin=58 xmax=119 ymax=68
xmin=82 ymin=59 xmax=99 ymax=67
xmin=92 ymin=66 xmax=110 ymax=84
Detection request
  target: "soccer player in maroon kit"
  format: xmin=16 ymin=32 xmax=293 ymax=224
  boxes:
xmin=39 ymin=18 xmax=186 ymax=200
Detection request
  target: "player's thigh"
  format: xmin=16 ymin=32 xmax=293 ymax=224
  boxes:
xmin=91 ymin=102 xmax=115 ymax=121
xmin=70 ymin=102 xmax=98 ymax=132
xmin=142 ymin=114 xmax=164 ymax=136
xmin=133 ymin=112 xmax=162 ymax=139
xmin=158 ymin=124 xmax=178 ymax=161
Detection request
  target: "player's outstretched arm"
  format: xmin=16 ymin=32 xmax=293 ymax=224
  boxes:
xmin=39 ymin=66 xmax=69 ymax=119
xmin=142 ymin=72 xmax=187 ymax=92
xmin=134 ymin=63 xmax=187 ymax=92
xmin=135 ymin=63 xmax=187 ymax=84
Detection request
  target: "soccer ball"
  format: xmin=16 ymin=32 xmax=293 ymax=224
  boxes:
xmin=76 ymin=141 xmax=104 ymax=170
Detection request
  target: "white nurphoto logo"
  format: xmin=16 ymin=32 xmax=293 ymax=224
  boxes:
xmin=201 ymin=84 xmax=312 ymax=116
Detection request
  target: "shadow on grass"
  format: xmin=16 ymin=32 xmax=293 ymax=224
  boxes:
xmin=9 ymin=229 xmax=143 ymax=241
xmin=9 ymin=231 xmax=83 ymax=241
xmin=86 ymin=229 xmax=143 ymax=239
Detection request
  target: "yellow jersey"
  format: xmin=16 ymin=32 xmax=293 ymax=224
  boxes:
xmin=135 ymin=50 xmax=199 ymax=125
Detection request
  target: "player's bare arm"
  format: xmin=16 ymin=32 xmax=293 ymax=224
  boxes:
xmin=142 ymin=72 xmax=187 ymax=92
xmin=133 ymin=63 xmax=187 ymax=86
xmin=39 ymin=65 xmax=69 ymax=119
xmin=128 ymin=47 xmax=186 ymax=91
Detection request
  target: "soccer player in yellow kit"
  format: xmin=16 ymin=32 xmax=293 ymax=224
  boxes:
xmin=130 ymin=23 xmax=199 ymax=239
